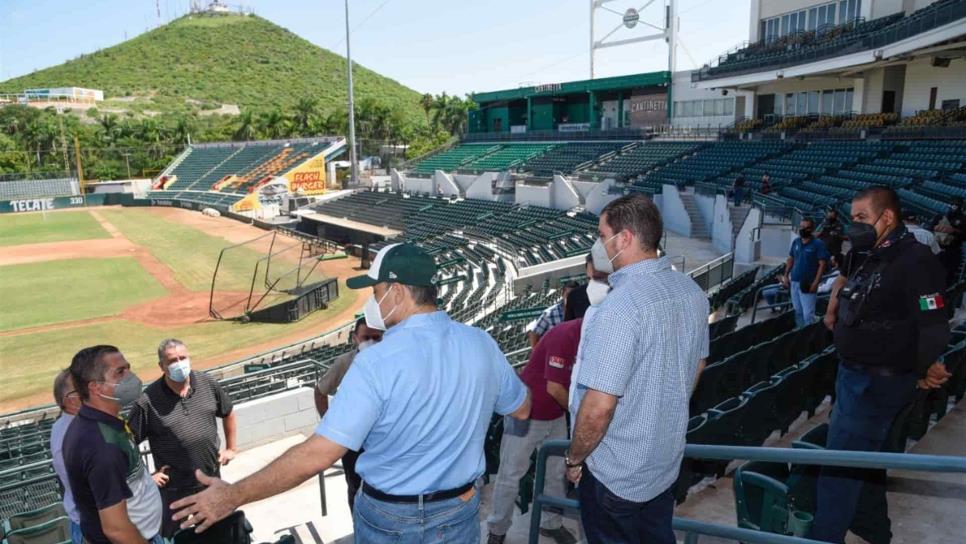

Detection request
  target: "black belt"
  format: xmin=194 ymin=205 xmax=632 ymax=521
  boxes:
xmin=841 ymin=361 xmax=912 ymax=377
xmin=361 ymin=481 xmax=474 ymax=504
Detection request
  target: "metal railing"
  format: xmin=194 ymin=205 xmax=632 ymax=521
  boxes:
xmin=461 ymin=128 xmax=650 ymax=143
xmin=688 ymin=252 xmax=735 ymax=292
xmin=218 ymin=358 xmax=328 ymax=403
xmin=528 ymin=440 xmax=966 ymax=544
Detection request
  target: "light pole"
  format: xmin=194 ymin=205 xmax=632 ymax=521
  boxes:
xmin=344 ymin=0 xmax=359 ymax=188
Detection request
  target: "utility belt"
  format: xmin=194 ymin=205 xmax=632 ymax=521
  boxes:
xmin=362 ymin=480 xmax=475 ymax=504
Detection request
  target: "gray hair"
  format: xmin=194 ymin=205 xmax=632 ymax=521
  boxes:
xmin=157 ymin=338 xmax=186 ymax=363
xmin=53 ymin=369 xmax=72 ymax=408
xmin=406 ymin=284 xmax=439 ymax=307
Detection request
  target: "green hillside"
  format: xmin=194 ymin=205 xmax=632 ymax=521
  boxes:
xmin=0 ymin=12 xmax=422 ymax=121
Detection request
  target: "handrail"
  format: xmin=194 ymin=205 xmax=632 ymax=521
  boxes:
xmin=528 ymin=439 xmax=966 ymax=544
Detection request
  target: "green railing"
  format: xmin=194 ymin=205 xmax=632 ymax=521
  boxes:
xmin=528 ymin=440 xmax=966 ymax=544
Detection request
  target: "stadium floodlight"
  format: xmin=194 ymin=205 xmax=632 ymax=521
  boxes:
xmin=590 ymin=0 xmax=677 ymax=80
xmin=344 ymin=0 xmax=360 ymax=188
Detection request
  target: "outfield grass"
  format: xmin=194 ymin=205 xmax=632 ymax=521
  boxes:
xmin=0 ymin=211 xmax=111 ymax=246
xmin=99 ymin=208 xmax=272 ymax=292
xmin=0 ymin=257 xmax=168 ymax=330
xmin=0 ymin=280 xmax=358 ymax=406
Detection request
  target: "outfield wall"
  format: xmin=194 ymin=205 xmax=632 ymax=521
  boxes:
xmin=0 ymin=194 xmax=106 ymax=213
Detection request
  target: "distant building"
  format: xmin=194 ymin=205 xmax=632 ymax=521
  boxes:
xmin=21 ymin=87 xmax=104 ymax=103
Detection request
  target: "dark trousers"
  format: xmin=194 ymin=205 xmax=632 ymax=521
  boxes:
xmin=160 ymin=486 xmax=206 ymax=538
xmin=733 ymin=187 xmax=744 ymax=207
xmin=810 ymin=364 xmax=916 ymax=544
xmin=578 ymin=468 xmax=675 ymax=544
xmin=343 ymin=449 xmax=362 ymax=514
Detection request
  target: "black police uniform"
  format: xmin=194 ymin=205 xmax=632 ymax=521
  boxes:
xmin=812 ymin=226 xmax=950 ymax=544
xmin=938 ymin=208 xmax=965 ymax=284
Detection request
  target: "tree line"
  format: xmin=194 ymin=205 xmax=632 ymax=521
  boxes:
xmin=0 ymin=92 xmax=476 ymax=181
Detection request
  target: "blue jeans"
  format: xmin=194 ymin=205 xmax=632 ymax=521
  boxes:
xmin=70 ymin=521 xmax=83 ymax=544
xmin=810 ymin=364 xmax=917 ymax=544
xmin=353 ymin=485 xmax=481 ymax=543
xmin=733 ymin=187 xmax=744 ymax=207
xmin=578 ymin=469 xmax=675 ymax=544
xmin=790 ymin=281 xmax=817 ymax=327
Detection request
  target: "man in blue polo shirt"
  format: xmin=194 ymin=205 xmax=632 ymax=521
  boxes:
xmin=782 ymin=217 xmax=830 ymax=327
xmin=63 ymin=345 xmax=163 ymax=544
xmin=172 ymin=243 xmax=530 ymax=543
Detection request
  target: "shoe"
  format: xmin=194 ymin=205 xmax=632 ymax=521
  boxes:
xmin=486 ymin=533 xmax=506 ymax=544
xmin=540 ymin=527 xmax=577 ymax=544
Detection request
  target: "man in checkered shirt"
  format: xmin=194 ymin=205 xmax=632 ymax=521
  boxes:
xmin=566 ymin=195 xmax=709 ymax=543
xmin=526 ymin=283 xmax=577 ymax=348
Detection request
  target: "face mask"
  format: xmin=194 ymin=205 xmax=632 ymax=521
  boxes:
xmin=357 ymin=339 xmax=376 ymax=352
xmin=586 ymin=279 xmax=610 ymax=307
xmin=591 ymin=233 xmax=623 ymax=274
xmin=846 ymin=212 xmax=884 ymax=253
xmin=99 ymin=373 xmax=143 ymax=407
xmin=364 ymin=285 xmax=397 ymax=331
xmin=166 ymin=359 xmax=191 ymax=383
xmin=799 ymin=227 xmax=813 ymax=239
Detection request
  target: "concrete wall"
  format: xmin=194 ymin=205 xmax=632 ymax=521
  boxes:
xmin=569 ymin=179 xmax=601 ymax=203
xmin=712 ymin=194 xmax=733 ymax=254
xmin=901 ymin=57 xmax=966 ymax=116
xmin=551 ymin=177 xmax=581 ymax=210
xmin=433 ymin=171 xmax=461 ymax=196
xmin=761 ymin=221 xmax=796 ymax=260
xmin=735 ymin=207 xmax=763 ymax=264
xmin=872 ymin=0 xmax=904 ymax=18
xmin=863 ymin=67 xmax=886 ymax=114
xmin=464 ymin=173 xmax=500 ymax=201
xmin=661 ymin=184 xmax=692 ymax=237
xmin=882 ymin=64 xmax=907 ymax=114
xmin=515 ymin=183 xmax=552 ymax=208
xmin=584 ymin=180 xmax=622 ymax=216
xmin=226 ymin=388 xmax=319 ymax=452
xmin=696 ymin=192 xmax=715 ymax=230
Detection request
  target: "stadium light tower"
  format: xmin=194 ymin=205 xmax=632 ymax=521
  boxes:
xmin=589 ymin=0 xmax=677 ymax=79
xmin=344 ymin=0 xmax=359 ymax=188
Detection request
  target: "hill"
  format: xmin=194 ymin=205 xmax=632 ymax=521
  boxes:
xmin=0 ymin=12 xmax=423 ymax=121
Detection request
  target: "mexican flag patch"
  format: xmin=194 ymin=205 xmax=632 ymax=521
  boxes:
xmin=919 ymin=294 xmax=944 ymax=311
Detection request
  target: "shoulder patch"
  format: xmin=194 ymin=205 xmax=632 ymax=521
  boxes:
xmin=548 ymin=356 xmax=570 ymax=369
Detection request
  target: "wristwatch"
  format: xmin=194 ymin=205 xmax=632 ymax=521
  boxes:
xmin=564 ymin=453 xmax=583 ymax=469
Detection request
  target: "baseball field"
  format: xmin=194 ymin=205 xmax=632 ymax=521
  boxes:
xmin=0 ymin=206 xmax=366 ymax=411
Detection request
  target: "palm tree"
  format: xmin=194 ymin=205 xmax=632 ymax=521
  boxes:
xmin=259 ymin=110 xmax=288 ymax=139
xmin=234 ymin=111 xmax=258 ymax=141
xmin=293 ymin=98 xmax=318 ymax=136
xmin=99 ymin=114 xmax=119 ymax=144
xmin=172 ymin=117 xmax=194 ymax=146
xmin=420 ymin=93 xmax=434 ymax=123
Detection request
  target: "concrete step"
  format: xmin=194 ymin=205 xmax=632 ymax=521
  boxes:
xmin=680 ymin=191 xmax=710 ymax=240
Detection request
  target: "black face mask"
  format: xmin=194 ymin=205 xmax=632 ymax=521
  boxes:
xmin=799 ymin=227 xmax=813 ymax=239
xmin=847 ymin=212 xmax=883 ymax=252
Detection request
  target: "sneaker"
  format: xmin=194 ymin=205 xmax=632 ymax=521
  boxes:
xmin=540 ymin=526 xmax=577 ymax=544
xmin=486 ymin=533 xmax=506 ymax=544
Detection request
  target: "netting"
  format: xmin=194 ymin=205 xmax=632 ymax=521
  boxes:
xmin=209 ymin=231 xmax=329 ymax=320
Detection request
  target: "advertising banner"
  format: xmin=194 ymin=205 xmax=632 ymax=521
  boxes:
xmin=285 ymin=154 xmax=327 ymax=195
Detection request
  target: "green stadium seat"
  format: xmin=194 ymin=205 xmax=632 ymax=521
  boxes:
xmin=3 ymin=515 xmax=70 ymax=544
xmin=733 ymin=461 xmax=793 ymax=534
xmin=5 ymin=503 xmax=66 ymax=533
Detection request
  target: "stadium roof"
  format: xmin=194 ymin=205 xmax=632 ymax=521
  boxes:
xmin=472 ymin=71 xmax=670 ymax=103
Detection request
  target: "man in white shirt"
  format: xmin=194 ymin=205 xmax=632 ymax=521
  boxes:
xmin=50 ymin=369 xmax=83 ymax=544
xmin=904 ymin=210 xmax=941 ymax=255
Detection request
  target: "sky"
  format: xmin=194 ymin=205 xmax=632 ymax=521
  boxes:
xmin=0 ymin=0 xmax=751 ymax=96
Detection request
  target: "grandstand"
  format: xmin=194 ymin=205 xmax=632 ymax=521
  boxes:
xmin=0 ymin=177 xmax=79 ymax=201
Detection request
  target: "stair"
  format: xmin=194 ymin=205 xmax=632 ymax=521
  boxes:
xmin=680 ymin=191 xmax=710 ymax=239
xmin=729 ymin=205 xmax=751 ymax=245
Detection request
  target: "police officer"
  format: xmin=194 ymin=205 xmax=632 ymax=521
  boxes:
xmin=815 ymin=187 xmax=952 ymax=544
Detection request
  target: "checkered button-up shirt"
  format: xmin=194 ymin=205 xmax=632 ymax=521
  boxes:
xmin=532 ymin=302 xmax=565 ymax=335
xmin=576 ymin=256 xmax=709 ymax=502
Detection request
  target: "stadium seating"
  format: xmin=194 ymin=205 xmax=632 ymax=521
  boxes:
xmin=0 ymin=178 xmax=78 ymax=200
xmin=407 ymin=144 xmax=501 ymax=175
xmin=520 ymin=142 xmax=628 ymax=176
xmin=584 ymin=142 xmax=704 ymax=182
xmin=462 ymin=144 xmax=558 ymax=172
xmin=635 ymin=141 xmax=787 ymax=192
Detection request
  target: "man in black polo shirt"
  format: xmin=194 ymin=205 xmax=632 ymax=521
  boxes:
xmin=64 ymin=345 xmax=163 ymax=544
xmin=816 ymin=187 xmax=951 ymax=544
xmin=128 ymin=339 xmax=236 ymax=540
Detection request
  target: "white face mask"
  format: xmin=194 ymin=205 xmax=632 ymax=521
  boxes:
xmin=590 ymin=233 xmax=623 ymax=274
xmin=357 ymin=339 xmax=376 ymax=352
xmin=167 ymin=359 xmax=191 ymax=383
xmin=586 ymin=279 xmax=610 ymax=307
xmin=364 ymin=285 xmax=397 ymax=331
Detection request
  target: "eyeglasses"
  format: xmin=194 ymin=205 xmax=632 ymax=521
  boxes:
xmin=65 ymin=390 xmax=79 ymax=399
